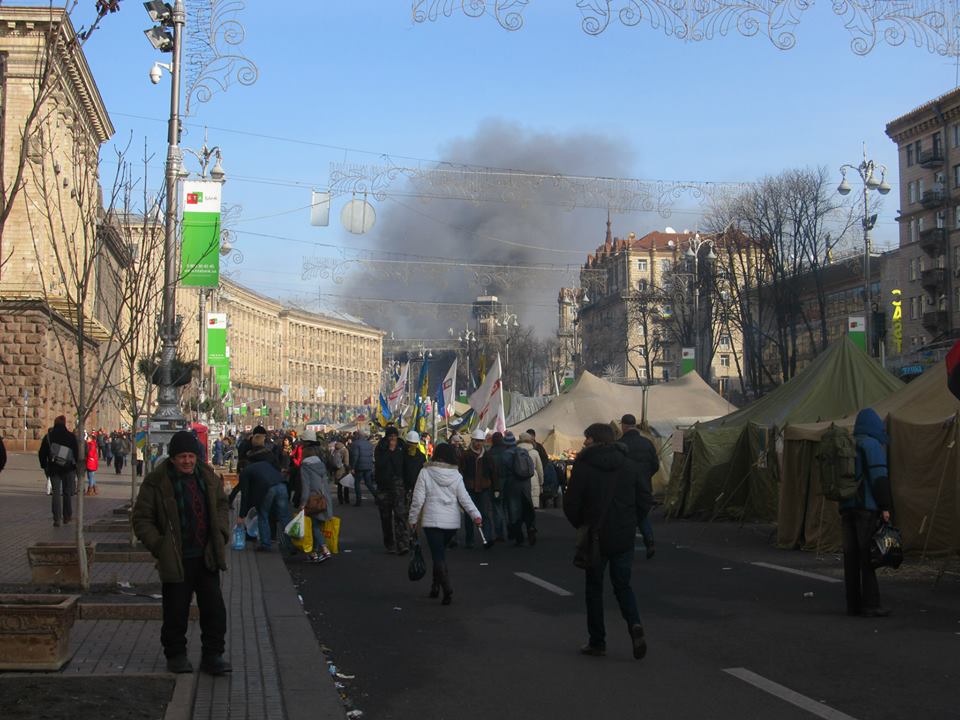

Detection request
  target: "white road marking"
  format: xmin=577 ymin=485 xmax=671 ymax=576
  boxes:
xmin=514 ymin=572 xmax=573 ymax=597
xmin=724 ymin=668 xmax=860 ymax=720
xmin=750 ymin=562 xmax=842 ymax=584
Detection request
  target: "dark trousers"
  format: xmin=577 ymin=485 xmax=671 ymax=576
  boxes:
xmin=841 ymin=509 xmax=881 ymax=613
xmin=337 ymin=478 xmax=351 ymax=504
xmin=464 ymin=489 xmax=493 ymax=547
xmin=585 ymin=548 xmax=641 ymax=649
xmin=505 ymin=480 xmax=535 ymax=541
xmin=377 ymin=484 xmax=409 ymax=551
xmin=161 ymin=556 xmax=227 ymax=659
xmin=114 ymin=454 xmax=125 ymax=474
xmin=49 ymin=471 xmax=74 ymax=522
xmin=136 ymin=459 xmax=144 ymax=477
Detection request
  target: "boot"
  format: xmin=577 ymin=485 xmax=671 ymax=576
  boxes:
xmin=438 ymin=563 xmax=453 ymax=605
xmin=428 ymin=566 xmax=440 ymax=599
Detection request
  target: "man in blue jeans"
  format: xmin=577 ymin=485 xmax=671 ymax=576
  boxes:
xmin=237 ymin=438 xmax=291 ymax=552
xmin=564 ymin=422 xmax=647 ymax=660
xmin=349 ymin=430 xmax=377 ymax=506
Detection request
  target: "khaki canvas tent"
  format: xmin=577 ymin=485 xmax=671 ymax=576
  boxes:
xmin=510 ymin=370 xmax=734 ymax=493
xmin=666 ymin=336 xmax=903 ymax=522
xmin=779 ymin=360 xmax=960 ymax=553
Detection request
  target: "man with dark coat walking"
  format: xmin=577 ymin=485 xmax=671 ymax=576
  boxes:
xmin=38 ymin=415 xmax=79 ymax=527
xmin=375 ymin=427 xmax=409 ymax=553
xmin=619 ymin=414 xmax=659 ymax=558
xmin=349 ymin=430 xmax=376 ymax=505
xmin=564 ymin=422 xmax=647 ymax=660
xmin=132 ymin=431 xmax=231 ymax=675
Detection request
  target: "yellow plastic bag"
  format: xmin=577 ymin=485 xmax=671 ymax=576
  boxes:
xmin=291 ymin=514 xmax=313 ymax=554
xmin=322 ymin=516 xmax=341 ymax=554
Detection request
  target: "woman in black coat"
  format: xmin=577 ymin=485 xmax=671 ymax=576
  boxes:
xmin=563 ymin=422 xmax=647 ymax=661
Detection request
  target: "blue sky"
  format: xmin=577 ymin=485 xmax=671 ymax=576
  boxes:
xmin=76 ymin=1 xmax=960 ymax=332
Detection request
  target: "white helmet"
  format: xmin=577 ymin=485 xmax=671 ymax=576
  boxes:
xmin=404 ymin=430 xmax=420 ymax=444
xmin=302 ymin=428 xmax=317 ymax=442
xmin=471 ymin=428 xmax=487 ymax=441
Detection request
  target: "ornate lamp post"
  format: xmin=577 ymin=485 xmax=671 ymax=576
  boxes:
xmin=684 ymin=233 xmax=716 ymax=379
xmin=838 ymin=143 xmax=891 ymax=356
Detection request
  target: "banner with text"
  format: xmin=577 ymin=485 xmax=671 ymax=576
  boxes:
xmin=848 ymin=316 xmax=866 ymax=351
xmin=181 ymin=180 xmax=222 ymax=287
xmin=681 ymin=348 xmax=695 ymax=375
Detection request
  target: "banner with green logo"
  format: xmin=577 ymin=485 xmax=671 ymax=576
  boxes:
xmin=181 ymin=180 xmax=222 ymax=287
xmin=848 ymin=316 xmax=866 ymax=352
xmin=206 ymin=312 xmax=230 ymax=398
xmin=681 ymin=348 xmax=695 ymax=375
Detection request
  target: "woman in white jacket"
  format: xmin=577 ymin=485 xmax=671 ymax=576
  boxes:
xmin=408 ymin=443 xmax=482 ymax=605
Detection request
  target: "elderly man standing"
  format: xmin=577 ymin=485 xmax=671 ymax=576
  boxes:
xmin=133 ymin=431 xmax=231 ymax=676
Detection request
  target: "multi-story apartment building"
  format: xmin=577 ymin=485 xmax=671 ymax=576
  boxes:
xmin=0 ymin=7 xmax=119 ymax=446
xmin=178 ymin=279 xmax=384 ymax=425
xmin=885 ymin=89 xmax=960 ymax=370
xmin=574 ymin=221 xmax=743 ymax=394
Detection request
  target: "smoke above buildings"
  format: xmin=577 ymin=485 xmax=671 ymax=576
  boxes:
xmin=338 ymin=119 xmax=641 ymax=339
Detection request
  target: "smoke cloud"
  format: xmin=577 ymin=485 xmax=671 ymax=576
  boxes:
xmin=338 ymin=119 xmax=642 ymax=338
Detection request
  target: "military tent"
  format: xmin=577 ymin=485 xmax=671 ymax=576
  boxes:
xmin=665 ymin=336 xmax=903 ymax=522
xmin=779 ymin=360 xmax=960 ymax=553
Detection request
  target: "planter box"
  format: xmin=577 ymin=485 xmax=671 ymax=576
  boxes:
xmin=94 ymin=541 xmax=152 ymax=563
xmin=26 ymin=543 xmax=95 ymax=587
xmin=0 ymin=594 xmax=79 ymax=670
xmin=84 ymin=518 xmax=131 ymax=533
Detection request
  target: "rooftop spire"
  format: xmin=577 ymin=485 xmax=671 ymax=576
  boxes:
xmin=605 ymin=208 xmax=612 ymax=244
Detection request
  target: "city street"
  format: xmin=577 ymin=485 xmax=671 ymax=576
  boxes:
xmin=290 ymin=504 xmax=959 ymax=720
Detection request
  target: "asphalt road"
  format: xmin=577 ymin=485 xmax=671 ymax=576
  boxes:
xmin=287 ymin=503 xmax=959 ymax=720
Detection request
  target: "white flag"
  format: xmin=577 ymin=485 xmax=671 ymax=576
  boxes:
xmin=387 ymin=362 xmax=408 ymax=413
xmin=437 ymin=358 xmax=457 ymax=419
xmin=310 ymin=190 xmax=330 ymax=227
xmin=468 ymin=354 xmax=506 ymax=432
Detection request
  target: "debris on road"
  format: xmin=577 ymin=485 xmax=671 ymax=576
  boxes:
xmin=803 ymin=592 xmax=814 ymax=598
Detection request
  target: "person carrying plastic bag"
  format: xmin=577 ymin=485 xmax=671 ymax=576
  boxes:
xmin=298 ymin=440 xmax=334 ymax=562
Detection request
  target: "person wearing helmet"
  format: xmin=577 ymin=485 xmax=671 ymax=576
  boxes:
xmin=403 ymin=430 xmax=427 ymax=513
xmin=459 ymin=428 xmax=497 ymax=549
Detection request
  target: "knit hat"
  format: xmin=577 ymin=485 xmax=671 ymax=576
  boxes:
xmin=168 ymin=431 xmax=199 ymax=458
xmin=621 ymin=414 xmax=637 ymax=426
xmin=252 ymin=425 xmax=267 ymax=436
xmin=502 ymin=431 xmax=517 ymax=446
xmin=518 ymin=432 xmax=534 ymax=444
xmin=384 ymin=426 xmax=399 ymax=437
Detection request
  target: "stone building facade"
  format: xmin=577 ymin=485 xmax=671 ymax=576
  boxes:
xmin=0 ymin=8 xmax=117 ymax=447
xmin=177 ymin=279 xmax=384 ymax=425
xmin=884 ymin=88 xmax=960 ymax=372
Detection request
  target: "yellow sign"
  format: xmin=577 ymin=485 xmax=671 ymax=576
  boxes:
xmin=891 ymin=289 xmax=902 ymax=354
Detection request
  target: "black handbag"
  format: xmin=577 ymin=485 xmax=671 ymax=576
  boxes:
xmin=573 ymin=525 xmax=601 ymax=569
xmin=870 ymin=522 xmax=904 ymax=570
xmin=408 ymin=539 xmax=426 ymax=581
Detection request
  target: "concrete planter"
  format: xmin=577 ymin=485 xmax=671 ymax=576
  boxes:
xmin=26 ymin=543 xmax=96 ymax=587
xmin=0 ymin=594 xmax=80 ymax=670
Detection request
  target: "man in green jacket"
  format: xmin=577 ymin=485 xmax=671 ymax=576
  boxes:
xmin=133 ymin=431 xmax=231 ymax=675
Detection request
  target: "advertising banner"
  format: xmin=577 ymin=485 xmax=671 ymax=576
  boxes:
xmin=181 ymin=180 xmax=222 ymax=287
xmin=848 ymin=316 xmax=866 ymax=351
xmin=681 ymin=347 xmax=695 ymax=375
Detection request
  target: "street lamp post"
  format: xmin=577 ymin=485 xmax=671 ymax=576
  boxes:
xmin=449 ymin=326 xmax=477 ymax=386
xmin=495 ymin=311 xmax=519 ymax=366
xmin=838 ymin=143 xmax=891 ymax=356
xmin=684 ymin=233 xmax=716 ymax=380
xmin=145 ymin=0 xmax=187 ymax=452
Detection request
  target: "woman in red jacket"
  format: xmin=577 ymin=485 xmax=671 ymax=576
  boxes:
xmin=85 ymin=435 xmax=99 ymax=495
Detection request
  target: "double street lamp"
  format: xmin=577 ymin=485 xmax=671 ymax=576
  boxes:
xmin=684 ymin=233 xmax=716 ymax=379
xmin=838 ymin=143 xmax=891 ymax=356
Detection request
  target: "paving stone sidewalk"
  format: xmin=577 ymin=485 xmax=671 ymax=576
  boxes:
xmin=0 ymin=452 xmax=342 ymax=720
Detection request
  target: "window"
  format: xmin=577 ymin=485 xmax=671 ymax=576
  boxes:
xmin=910 ymin=296 xmax=920 ymax=320
xmin=719 ymin=334 xmax=731 ymax=349
xmin=919 ymin=215 xmax=925 ymax=233
xmin=719 ymin=354 xmax=731 ymax=368
xmin=910 ymin=219 xmax=919 ymax=243
xmin=909 ymin=258 xmax=917 ymax=281
xmin=638 ymin=279 xmax=648 ymax=292
xmin=937 ymin=210 xmax=946 ymax=229
xmin=954 ymin=164 xmax=960 ymax=189
xmin=637 ymin=367 xmax=647 ymax=380
xmin=908 ymin=181 xmax=917 ymax=204
xmin=637 ymin=259 xmax=648 ymax=272
xmin=659 ymin=259 xmax=671 ymax=275
xmin=954 ymin=244 xmax=960 ymax=269
xmin=915 ymin=139 xmax=922 ymax=158
xmin=907 ymin=145 xmax=914 ymax=166
xmin=933 ymin=132 xmax=942 ymax=155
xmin=918 ymin=178 xmax=925 ymax=197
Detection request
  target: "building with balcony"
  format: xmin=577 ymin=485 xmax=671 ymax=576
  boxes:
xmin=885 ymin=88 xmax=960 ymax=371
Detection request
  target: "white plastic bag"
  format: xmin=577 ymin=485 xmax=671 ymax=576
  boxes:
xmin=339 ymin=473 xmax=355 ymax=489
xmin=244 ymin=508 xmax=259 ymax=538
xmin=285 ymin=509 xmax=306 ymax=539
xmin=46 ymin=477 xmax=52 ymax=495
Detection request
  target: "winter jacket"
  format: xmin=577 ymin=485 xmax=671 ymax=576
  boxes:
xmin=619 ymin=428 xmax=659 ymax=512
xmin=38 ymin=424 xmax=79 ymax=473
xmin=300 ymin=456 xmax=334 ymax=522
xmin=843 ymin=408 xmax=893 ymax=513
xmin=407 ymin=461 xmax=481 ymax=530
xmin=235 ymin=455 xmax=286 ymax=514
xmin=459 ymin=447 xmax=498 ymax=493
xmin=375 ymin=437 xmax=406 ymax=492
xmin=564 ymin=442 xmax=645 ymax=556
xmin=517 ymin=440 xmax=544 ymax=505
xmin=132 ymin=459 xmax=229 ymax=583
xmin=111 ymin=436 xmax=131 ymax=456
xmin=85 ymin=439 xmax=99 ymax=472
xmin=350 ymin=436 xmax=374 ymax=471
xmin=402 ymin=445 xmax=427 ymax=491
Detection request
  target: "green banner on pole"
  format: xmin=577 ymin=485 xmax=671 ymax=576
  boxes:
xmin=681 ymin=347 xmax=695 ymax=375
xmin=181 ymin=180 xmax=222 ymax=287
xmin=848 ymin=316 xmax=866 ymax=351
xmin=206 ymin=313 xmax=227 ymax=366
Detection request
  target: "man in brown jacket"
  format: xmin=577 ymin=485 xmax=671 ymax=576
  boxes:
xmin=133 ymin=431 xmax=231 ymax=675
xmin=459 ymin=429 xmax=497 ymax=549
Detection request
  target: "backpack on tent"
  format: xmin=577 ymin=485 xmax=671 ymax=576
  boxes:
xmin=816 ymin=423 xmax=860 ymax=502
xmin=511 ymin=448 xmax=536 ymax=480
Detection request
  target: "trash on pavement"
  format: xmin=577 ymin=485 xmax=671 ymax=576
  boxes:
xmin=346 ymin=711 xmax=364 ymax=719
xmin=393 ymin=606 xmax=402 ymax=611
xmin=336 ymin=672 xmax=355 ymax=679
xmin=328 ymin=664 xmax=338 ymax=675
xmin=721 ymin=567 xmax=732 ymax=571
xmin=117 ymin=580 xmax=132 ymax=588
xmin=803 ymin=592 xmax=814 ymax=598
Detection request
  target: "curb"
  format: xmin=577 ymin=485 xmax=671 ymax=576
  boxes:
xmin=256 ymin=551 xmax=345 ymax=720
xmin=163 ymin=671 xmax=196 ymax=720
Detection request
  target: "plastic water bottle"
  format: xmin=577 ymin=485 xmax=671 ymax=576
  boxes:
xmin=232 ymin=523 xmax=246 ymax=551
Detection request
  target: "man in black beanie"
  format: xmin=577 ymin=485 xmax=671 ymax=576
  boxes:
xmin=133 ymin=430 xmax=231 ymax=675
